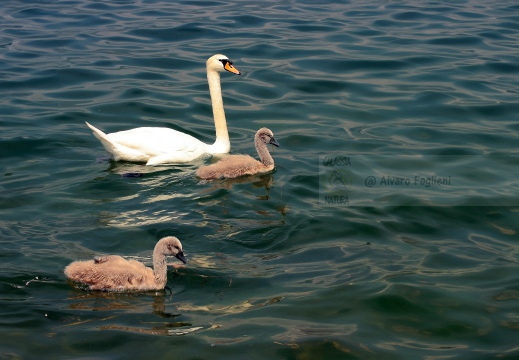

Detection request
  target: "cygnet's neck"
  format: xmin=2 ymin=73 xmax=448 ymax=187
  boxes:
xmin=207 ymin=69 xmax=230 ymax=153
xmin=152 ymin=246 xmax=168 ymax=287
xmin=255 ymin=136 xmax=275 ymax=168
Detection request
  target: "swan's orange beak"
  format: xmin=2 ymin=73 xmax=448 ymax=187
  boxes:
xmin=224 ymin=61 xmax=241 ymax=75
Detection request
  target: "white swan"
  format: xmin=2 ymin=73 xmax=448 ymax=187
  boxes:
xmin=86 ymin=54 xmax=241 ymax=165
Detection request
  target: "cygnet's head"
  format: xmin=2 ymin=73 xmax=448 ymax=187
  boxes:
xmin=207 ymin=54 xmax=241 ymax=75
xmin=256 ymin=128 xmax=280 ymax=147
xmin=159 ymin=236 xmax=187 ymax=264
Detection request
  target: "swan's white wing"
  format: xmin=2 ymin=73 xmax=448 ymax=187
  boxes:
xmin=107 ymin=127 xmax=210 ymax=163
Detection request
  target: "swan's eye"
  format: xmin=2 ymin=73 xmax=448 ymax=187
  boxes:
xmin=220 ymin=59 xmax=234 ymax=66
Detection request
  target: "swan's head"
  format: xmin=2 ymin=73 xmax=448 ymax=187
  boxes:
xmin=256 ymin=128 xmax=280 ymax=147
xmin=207 ymin=54 xmax=241 ymax=75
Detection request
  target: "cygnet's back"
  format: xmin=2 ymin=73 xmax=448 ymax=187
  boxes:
xmin=197 ymin=128 xmax=279 ymax=180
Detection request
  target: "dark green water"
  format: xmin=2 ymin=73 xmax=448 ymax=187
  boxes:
xmin=1 ymin=1 xmax=519 ymax=359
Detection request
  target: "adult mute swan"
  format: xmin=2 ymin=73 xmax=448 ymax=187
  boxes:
xmin=196 ymin=128 xmax=279 ymax=180
xmin=86 ymin=54 xmax=241 ymax=165
xmin=64 ymin=236 xmax=187 ymax=292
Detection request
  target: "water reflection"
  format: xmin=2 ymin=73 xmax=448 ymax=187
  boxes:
xmin=93 ymin=161 xmax=285 ymax=228
xmin=63 ymin=288 xmax=286 ymax=337
xmin=104 ymin=159 xmax=199 ymax=177
xmin=95 ymin=209 xmax=186 ymax=228
xmin=66 ymin=290 xmax=172 ymax=313
xmin=65 ymin=291 xmax=204 ymax=336
xmin=198 ymin=173 xmax=275 ymax=199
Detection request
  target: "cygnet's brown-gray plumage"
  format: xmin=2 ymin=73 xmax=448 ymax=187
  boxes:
xmin=196 ymin=127 xmax=279 ymax=180
xmin=64 ymin=236 xmax=186 ymax=292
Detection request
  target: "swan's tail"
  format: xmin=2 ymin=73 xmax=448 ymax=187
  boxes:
xmin=85 ymin=122 xmax=148 ymax=162
xmin=85 ymin=122 xmax=114 ymax=149
xmin=85 ymin=121 xmax=128 ymax=160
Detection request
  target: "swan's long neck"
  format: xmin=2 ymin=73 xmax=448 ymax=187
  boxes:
xmin=207 ymin=69 xmax=230 ymax=153
xmin=255 ymin=136 xmax=275 ymax=169
xmin=152 ymin=247 xmax=168 ymax=287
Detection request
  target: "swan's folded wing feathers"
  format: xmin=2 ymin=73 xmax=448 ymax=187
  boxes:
xmin=109 ymin=128 xmax=205 ymax=154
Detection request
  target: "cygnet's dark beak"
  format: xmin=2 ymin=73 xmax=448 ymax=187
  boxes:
xmin=269 ymin=137 xmax=280 ymax=147
xmin=175 ymin=251 xmax=187 ymax=264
